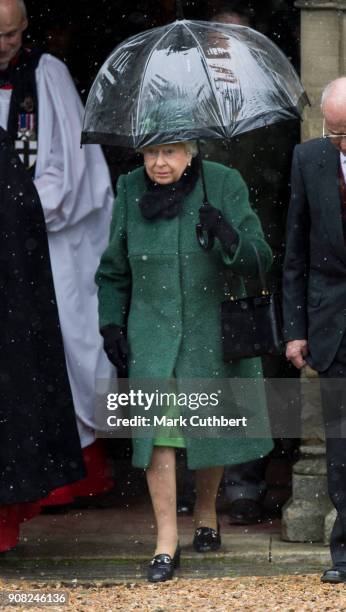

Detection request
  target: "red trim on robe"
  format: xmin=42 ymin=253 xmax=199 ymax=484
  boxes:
xmin=41 ymin=439 xmax=114 ymax=506
xmin=0 ymin=440 xmax=114 ymax=552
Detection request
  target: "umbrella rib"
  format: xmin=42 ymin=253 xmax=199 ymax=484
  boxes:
xmin=182 ymin=22 xmax=226 ymax=131
xmin=134 ymin=22 xmax=178 ymax=143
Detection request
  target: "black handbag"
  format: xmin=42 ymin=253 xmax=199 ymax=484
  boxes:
xmin=221 ymin=244 xmax=284 ymax=361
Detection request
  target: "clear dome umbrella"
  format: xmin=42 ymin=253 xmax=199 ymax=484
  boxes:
xmin=82 ymin=19 xmax=307 ymax=147
xmin=82 ymin=19 xmax=308 ymax=248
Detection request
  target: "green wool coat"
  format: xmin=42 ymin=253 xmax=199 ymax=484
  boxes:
xmin=96 ymin=161 xmax=274 ymax=469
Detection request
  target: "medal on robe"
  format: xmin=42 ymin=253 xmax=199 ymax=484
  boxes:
xmin=15 ymin=110 xmax=38 ymax=170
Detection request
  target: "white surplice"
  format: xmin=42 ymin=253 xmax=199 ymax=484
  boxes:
xmin=0 ymin=54 xmax=115 ymax=447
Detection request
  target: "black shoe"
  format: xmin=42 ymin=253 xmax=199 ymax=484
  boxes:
xmin=147 ymin=546 xmax=181 ymax=582
xmin=321 ymin=568 xmax=346 ymax=583
xmin=228 ymin=499 xmax=262 ymax=525
xmin=193 ymin=523 xmax=221 ymax=552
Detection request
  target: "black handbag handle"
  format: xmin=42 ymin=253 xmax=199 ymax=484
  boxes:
xmin=251 ymin=243 xmax=269 ymax=295
xmin=224 ymin=242 xmax=269 ymax=299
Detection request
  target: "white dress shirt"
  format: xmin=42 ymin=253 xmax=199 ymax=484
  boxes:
xmin=340 ymin=152 xmax=346 ymax=183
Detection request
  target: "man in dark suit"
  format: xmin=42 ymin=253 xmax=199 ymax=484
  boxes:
xmin=283 ymin=77 xmax=346 ymax=584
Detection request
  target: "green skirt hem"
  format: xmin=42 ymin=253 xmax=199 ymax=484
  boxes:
xmin=154 ymin=437 xmax=186 ymax=448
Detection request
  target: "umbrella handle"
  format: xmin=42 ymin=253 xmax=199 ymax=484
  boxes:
xmin=196 ymin=142 xmax=214 ymax=250
xmin=196 ymin=223 xmax=215 ymax=251
xmin=176 ymin=0 xmax=184 ymax=19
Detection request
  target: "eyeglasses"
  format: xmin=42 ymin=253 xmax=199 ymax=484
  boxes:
xmin=323 ymin=119 xmax=346 ymax=140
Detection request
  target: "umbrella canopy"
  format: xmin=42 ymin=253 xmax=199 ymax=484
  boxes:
xmin=82 ymin=19 xmax=308 ymax=148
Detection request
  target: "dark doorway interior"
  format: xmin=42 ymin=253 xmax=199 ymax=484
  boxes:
xmin=26 ymin=1 xmax=300 ymax=98
xmin=23 ymin=0 xmax=302 ymax=518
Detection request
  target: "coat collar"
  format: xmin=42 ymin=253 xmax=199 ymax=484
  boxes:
xmin=317 ymin=138 xmax=346 ymax=266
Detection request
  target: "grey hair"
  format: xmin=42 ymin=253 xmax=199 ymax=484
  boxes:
xmin=321 ymin=81 xmax=335 ymax=110
xmin=17 ymin=0 xmax=27 ymax=19
xmin=185 ymin=140 xmax=198 ymax=157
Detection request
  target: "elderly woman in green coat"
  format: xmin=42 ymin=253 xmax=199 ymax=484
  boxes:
xmin=96 ymin=140 xmax=273 ymax=582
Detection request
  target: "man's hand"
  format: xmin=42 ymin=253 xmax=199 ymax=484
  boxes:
xmin=286 ymin=339 xmax=309 ymax=369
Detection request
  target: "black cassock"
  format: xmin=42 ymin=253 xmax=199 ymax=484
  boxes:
xmin=0 ymin=127 xmax=85 ymax=505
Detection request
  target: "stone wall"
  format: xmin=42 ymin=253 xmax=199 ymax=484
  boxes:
xmin=296 ymin=0 xmax=346 ymax=140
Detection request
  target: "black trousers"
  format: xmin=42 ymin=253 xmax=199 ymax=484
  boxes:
xmin=320 ymin=333 xmax=346 ymax=568
xmin=224 ymin=354 xmax=301 ymax=504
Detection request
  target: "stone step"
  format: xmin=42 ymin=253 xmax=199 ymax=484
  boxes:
xmin=0 ymin=556 xmax=329 ymax=583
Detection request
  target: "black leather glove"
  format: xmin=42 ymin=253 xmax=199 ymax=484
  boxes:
xmin=199 ymin=204 xmax=239 ymax=255
xmin=100 ymin=324 xmax=128 ymax=375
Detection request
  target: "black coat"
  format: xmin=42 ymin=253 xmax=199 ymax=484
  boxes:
xmin=283 ymin=137 xmax=346 ymax=372
xmin=0 ymin=127 xmax=85 ymax=505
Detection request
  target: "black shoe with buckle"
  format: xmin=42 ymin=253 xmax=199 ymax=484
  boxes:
xmin=321 ymin=568 xmax=346 ymax=583
xmin=193 ymin=523 xmax=221 ymax=552
xmin=147 ymin=546 xmax=181 ymax=582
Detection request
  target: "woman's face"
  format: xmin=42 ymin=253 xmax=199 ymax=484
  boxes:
xmin=143 ymin=143 xmax=192 ymax=185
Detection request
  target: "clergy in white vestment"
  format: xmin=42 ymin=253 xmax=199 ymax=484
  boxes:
xmin=0 ymin=0 xmax=115 ymax=450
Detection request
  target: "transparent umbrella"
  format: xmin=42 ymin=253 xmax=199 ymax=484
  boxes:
xmin=82 ymin=19 xmax=308 ymax=248
xmin=82 ymin=19 xmax=307 ymax=148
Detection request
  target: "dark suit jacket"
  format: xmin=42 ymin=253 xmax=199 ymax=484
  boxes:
xmin=283 ymin=137 xmax=346 ymax=372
